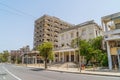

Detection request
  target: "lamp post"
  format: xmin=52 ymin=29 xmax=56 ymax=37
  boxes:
xmin=77 ymin=29 xmax=81 ymax=72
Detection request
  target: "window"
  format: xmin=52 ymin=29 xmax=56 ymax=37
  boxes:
xmin=61 ymin=43 xmax=64 ymax=47
xmin=76 ymin=32 xmax=79 ymax=37
xmin=96 ymin=31 xmax=98 ymax=36
xmin=71 ymin=32 xmax=74 ymax=38
xmin=61 ymin=35 xmax=64 ymax=40
xmin=115 ymin=23 xmax=120 ymax=29
xmin=82 ymin=29 xmax=86 ymax=36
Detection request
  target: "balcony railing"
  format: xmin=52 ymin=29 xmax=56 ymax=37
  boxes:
xmin=104 ymin=29 xmax=120 ymax=35
xmin=104 ymin=34 xmax=120 ymax=41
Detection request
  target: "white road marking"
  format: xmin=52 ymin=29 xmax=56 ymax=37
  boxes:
xmin=2 ymin=67 xmax=22 ymax=80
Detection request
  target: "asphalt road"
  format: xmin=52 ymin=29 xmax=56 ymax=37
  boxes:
xmin=0 ymin=63 xmax=119 ymax=80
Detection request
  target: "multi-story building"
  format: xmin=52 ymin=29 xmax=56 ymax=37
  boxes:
xmin=54 ymin=20 xmax=103 ymax=64
xmin=102 ymin=12 xmax=120 ymax=70
xmin=34 ymin=15 xmax=73 ymax=49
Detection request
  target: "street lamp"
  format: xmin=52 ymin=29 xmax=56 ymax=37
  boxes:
xmin=77 ymin=29 xmax=81 ymax=72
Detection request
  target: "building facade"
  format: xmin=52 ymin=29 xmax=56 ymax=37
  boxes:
xmin=54 ymin=20 xmax=103 ymax=64
xmin=34 ymin=15 xmax=73 ymax=49
xmin=102 ymin=12 xmax=120 ymax=70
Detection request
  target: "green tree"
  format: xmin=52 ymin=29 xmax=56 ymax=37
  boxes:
xmin=71 ymin=36 xmax=108 ymax=67
xmin=79 ymin=40 xmax=94 ymax=65
xmin=0 ymin=51 xmax=9 ymax=62
xmin=3 ymin=51 xmax=9 ymax=62
xmin=37 ymin=42 xmax=53 ymax=69
xmin=89 ymin=36 xmax=108 ymax=67
xmin=0 ymin=53 xmax=3 ymax=62
xmin=71 ymin=39 xmax=94 ymax=65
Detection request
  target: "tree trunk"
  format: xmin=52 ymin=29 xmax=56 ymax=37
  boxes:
xmin=45 ymin=58 xmax=47 ymax=69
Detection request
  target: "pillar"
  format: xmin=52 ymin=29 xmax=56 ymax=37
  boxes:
xmin=69 ymin=51 xmax=71 ymax=62
xmin=106 ymin=41 xmax=112 ymax=70
xmin=62 ymin=52 xmax=64 ymax=62
xmin=74 ymin=51 xmax=76 ymax=62
xmin=32 ymin=57 xmax=34 ymax=64
xmin=22 ymin=56 xmax=24 ymax=64
xmin=35 ymin=57 xmax=37 ymax=64
xmin=53 ymin=53 xmax=56 ymax=63
xmin=117 ymin=54 xmax=120 ymax=70
xmin=59 ymin=52 xmax=61 ymax=62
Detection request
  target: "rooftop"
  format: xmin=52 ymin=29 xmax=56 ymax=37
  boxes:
xmin=35 ymin=14 xmax=74 ymax=26
xmin=60 ymin=20 xmax=100 ymax=33
xmin=102 ymin=12 xmax=120 ymax=22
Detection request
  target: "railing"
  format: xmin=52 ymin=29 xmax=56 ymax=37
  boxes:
xmin=104 ymin=34 xmax=120 ymax=41
xmin=104 ymin=29 xmax=120 ymax=35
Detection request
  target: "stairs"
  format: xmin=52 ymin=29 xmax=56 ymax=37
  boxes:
xmin=50 ymin=62 xmax=77 ymax=68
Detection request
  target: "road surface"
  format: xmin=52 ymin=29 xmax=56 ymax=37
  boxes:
xmin=0 ymin=63 xmax=119 ymax=80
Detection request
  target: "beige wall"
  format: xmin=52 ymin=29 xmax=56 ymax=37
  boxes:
xmin=34 ymin=15 xmax=73 ymax=49
xmin=58 ymin=22 xmax=103 ymax=49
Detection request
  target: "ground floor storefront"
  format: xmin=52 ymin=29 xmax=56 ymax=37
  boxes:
xmin=106 ymin=40 xmax=120 ymax=70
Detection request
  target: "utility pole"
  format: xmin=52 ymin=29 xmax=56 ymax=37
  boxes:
xmin=77 ymin=29 xmax=81 ymax=72
xmin=15 ymin=53 xmax=17 ymax=64
xmin=26 ymin=52 xmax=28 ymax=67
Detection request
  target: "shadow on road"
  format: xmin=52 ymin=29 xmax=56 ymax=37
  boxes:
xmin=30 ymin=68 xmax=45 ymax=71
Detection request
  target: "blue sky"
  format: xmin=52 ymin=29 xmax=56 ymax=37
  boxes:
xmin=0 ymin=0 xmax=120 ymax=52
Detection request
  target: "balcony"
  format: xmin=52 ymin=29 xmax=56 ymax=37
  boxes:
xmin=105 ymin=34 xmax=120 ymax=41
xmin=104 ymin=29 xmax=120 ymax=35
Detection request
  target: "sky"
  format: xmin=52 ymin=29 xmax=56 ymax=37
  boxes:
xmin=0 ymin=0 xmax=120 ymax=52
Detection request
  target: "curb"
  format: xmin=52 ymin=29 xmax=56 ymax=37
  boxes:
xmin=47 ymin=69 xmax=120 ymax=77
xmin=17 ymin=65 xmax=120 ymax=77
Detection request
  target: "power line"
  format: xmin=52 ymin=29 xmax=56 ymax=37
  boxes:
xmin=0 ymin=2 xmax=36 ymax=19
xmin=0 ymin=8 xmax=23 ymax=17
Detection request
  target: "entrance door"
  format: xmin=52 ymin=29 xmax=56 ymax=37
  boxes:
xmin=71 ymin=55 xmax=74 ymax=62
xmin=111 ymin=55 xmax=118 ymax=69
xmin=66 ymin=55 xmax=69 ymax=62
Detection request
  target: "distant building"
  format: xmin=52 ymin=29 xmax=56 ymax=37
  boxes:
xmin=33 ymin=15 xmax=73 ymax=49
xmin=10 ymin=45 xmax=30 ymax=63
xmin=102 ymin=12 xmax=120 ymax=70
xmin=54 ymin=20 xmax=103 ymax=63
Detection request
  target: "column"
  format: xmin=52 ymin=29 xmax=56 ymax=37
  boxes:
xmin=106 ymin=41 xmax=112 ymax=70
xmin=59 ymin=52 xmax=61 ymax=62
xmin=117 ymin=54 xmax=120 ymax=70
xmin=74 ymin=51 xmax=76 ymax=62
xmin=53 ymin=53 xmax=56 ymax=63
xmin=32 ymin=57 xmax=34 ymax=64
xmin=35 ymin=57 xmax=37 ymax=64
xmin=62 ymin=52 xmax=64 ymax=62
xmin=69 ymin=51 xmax=71 ymax=62
xmin=22 ymin=56 xmax=24 ymax=64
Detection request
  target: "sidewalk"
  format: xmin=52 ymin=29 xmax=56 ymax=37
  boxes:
xmin=48 ymin=67 xmax=120 ymax=77
xmin=18 ymin=64 xmax=120 ymax=77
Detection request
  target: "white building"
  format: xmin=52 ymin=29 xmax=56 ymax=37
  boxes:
xmin=54 ymin=20 xmax=103 ymax=64
xmin=102 ymin=12 xmax=120 ymax=70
